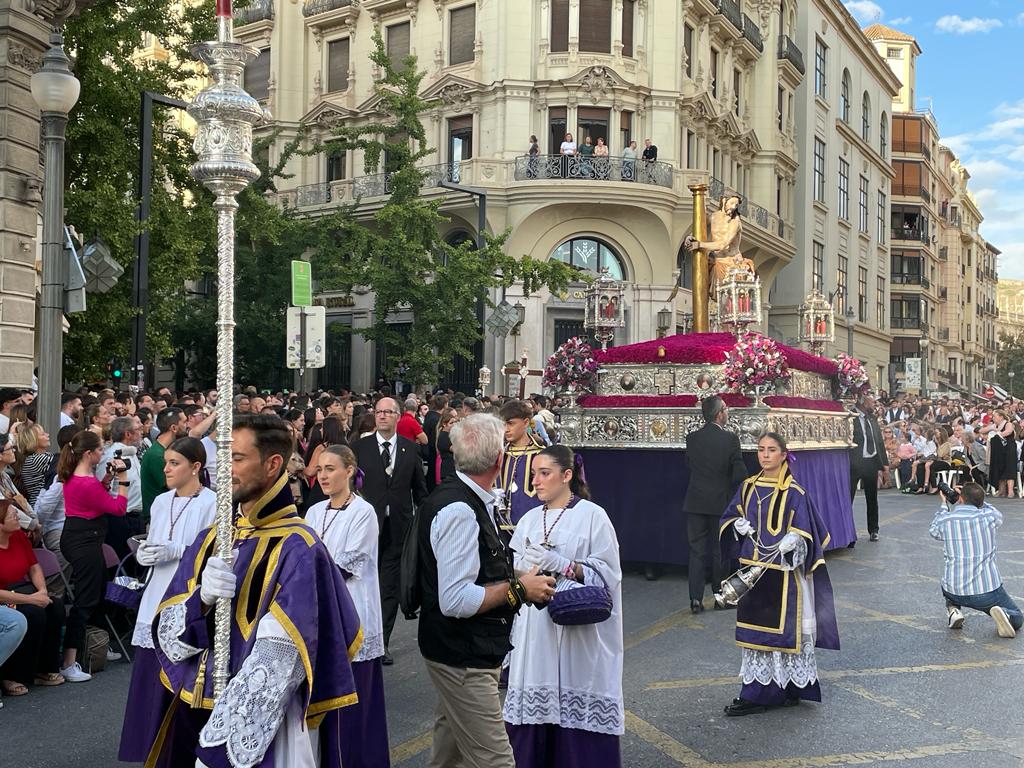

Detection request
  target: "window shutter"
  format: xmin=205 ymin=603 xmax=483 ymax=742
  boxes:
xmin=579 ymin=0 xmax=612 ymax=53
xmin=551 ymin=0 xmax=569 ymax=52
xmin=387 ymin=22 xmax=411 ymax=69
xmin=449 ymin=6 xmax=475 ymax=65
xmin=327 ymin=38 xmax=350 ymax=92
xmin=621 ymin=0 xmax=634 ymax=57
xmin=245 ymin=48 xmax=270 ymax=101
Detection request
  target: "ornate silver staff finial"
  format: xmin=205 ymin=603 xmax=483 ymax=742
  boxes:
xmin=188 ymin=0 xmax=266 ymax=699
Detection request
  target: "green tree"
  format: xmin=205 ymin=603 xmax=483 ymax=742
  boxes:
xmin=63 ymin=0 xmax=217 ymax=383
xmin=308 ymin=31 xmax=577 ymax=389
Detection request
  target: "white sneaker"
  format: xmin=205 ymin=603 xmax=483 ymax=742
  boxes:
xmin=106 ymin=648 xmax=122 ymax=663
xmin=991 ymin=606 xmax=1017 ymax=638
xmin=59 ymin=662 xmax=92 ymax=683
xmin=947 ymin=606 xmax=965 ymax=630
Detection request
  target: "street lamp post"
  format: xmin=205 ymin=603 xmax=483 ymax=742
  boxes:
xmin=31 ymin=32 xmax=80 ymax=443
xmin=846 ymin=307 xmax=855 ymax=357
xmin=919 ymin=335 xmax=929 ymax=396
xmin=1009 ymin=370 xmax=1015 ymax=397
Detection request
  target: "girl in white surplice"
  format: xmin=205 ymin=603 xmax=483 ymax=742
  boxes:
xmin=503 ymin=445 xmax=624 ymax=768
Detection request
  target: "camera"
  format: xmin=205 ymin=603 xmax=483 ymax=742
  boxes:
xmin=935 ymin=479 xmax=960 ymax=505
xmin=107 ymin=448 xmax=131 ymax=475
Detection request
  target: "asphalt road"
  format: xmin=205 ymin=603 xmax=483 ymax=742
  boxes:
xmin=6 ymin=489 xmax=1024 ymax=768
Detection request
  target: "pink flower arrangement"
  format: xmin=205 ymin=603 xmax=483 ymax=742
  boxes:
xmin=593 ymin=332 xmax=838 ymax=376
xmin=722 ymin=332 xmax=792 ymax=393
xmin=834 ymin=353 xmax=870 ymax=398
xmin=543 ymin=337 xmax=599 ymax=393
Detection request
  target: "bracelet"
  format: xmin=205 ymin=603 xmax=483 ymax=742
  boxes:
xmin=506 ymin=578 xmax=528 ymax=610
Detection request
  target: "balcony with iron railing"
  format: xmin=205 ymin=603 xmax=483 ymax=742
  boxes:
xmin=892 ymin=184 xmax=930 ymax=202
xmin=281 ymin=162 xmax=459 ymax=209
xmin=709 ymin=177 xmax=789 ymax=241
xmin=937 ymin=328 xmax=950 ymax=341
xmin=938 ymin=246 xmax=948 ymax=262
xmin=513 ymin=154 xmax=673 ymax=187
xmin=741 ymin=13 xmax=764 ymax=53
xmin=892 ymin=225 xmax=930 ymax=245
xmin=235 ymin=0 xmax=274 ymax=24
xmin=891 ymin=272 xmax=929 ymax=288
xmin=938 ymin=286 xmax=947 ymax=299
xmin=303 ymin=0 xmax=352 ymax=16
xmin=891 ymin=317 xmax=925 ymax=330
xmin=892 ymin=140 xmax=931 ymax=160
xmin=715 ymin=0 xmax=744 ymax=33
xmin=777 ymin=35 xmax=805 ymax=75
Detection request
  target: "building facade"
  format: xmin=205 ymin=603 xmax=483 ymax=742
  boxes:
xmin=234 ymin=0 xmax=804 ymax=392
xmin=868 ymin=24 xmax=998 ymax=397
xmin=772 ymin=0 xmax=899 ymax=392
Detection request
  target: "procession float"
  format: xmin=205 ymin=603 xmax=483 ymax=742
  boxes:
xmin=551 ymin=185 xmax=862 ymax=566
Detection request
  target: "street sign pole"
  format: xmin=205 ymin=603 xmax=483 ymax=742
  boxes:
xmin=299 ymin=307 xmax=306 ymax=394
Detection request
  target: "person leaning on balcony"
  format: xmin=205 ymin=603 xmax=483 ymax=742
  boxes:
xmin=527 ymin=135 xmax=539 ymax=178
xmin=594 ymin=136 xmax=609 ymax=179
xmin=559 ymin=132 xmax=577 ymax=178
xmin=641 ymin=138 xmax=658 ymax=181
xmin=622 ymin=140 xmax=638 ymax=181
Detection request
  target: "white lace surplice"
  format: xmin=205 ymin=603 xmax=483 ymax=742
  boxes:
xmin=740 ymin=538 xmax=820 ymax=690
xmin=197 ymin=614 xmax=315 ymax=768
xmin=133 ymin=487 xmax=217 ymax=648
xmin=502 ymin=499 xmax=625 ymax=736
xmin=305 ymin=496 xmax=384 ymax=661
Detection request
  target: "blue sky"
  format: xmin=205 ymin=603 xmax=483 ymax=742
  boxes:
xmin=843 ymin=0 xmax=1024 ymax=278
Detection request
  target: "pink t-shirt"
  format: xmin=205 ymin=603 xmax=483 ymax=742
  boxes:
xmin=63 ymin=474 xmax=128 ymax=520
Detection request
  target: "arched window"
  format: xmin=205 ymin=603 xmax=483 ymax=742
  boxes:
xmin=840 ymin=70 xmax=851 ymax=123
xmin=862 ymin=92 xmax=871 ymax=142
xmin=550 ymin=237 xmax=626 ymax=280
xmin=880 ymin=112 xmax=889 ymax=158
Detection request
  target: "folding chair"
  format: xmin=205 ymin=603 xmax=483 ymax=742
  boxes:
xmin=101 ymin=543 xmax=134 ymax=663
xmin=37 ymin=538 xmax=73 ymax=600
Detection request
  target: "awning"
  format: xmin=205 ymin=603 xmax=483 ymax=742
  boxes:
xmin=979 ymin=381 xmax=1009 ymax=400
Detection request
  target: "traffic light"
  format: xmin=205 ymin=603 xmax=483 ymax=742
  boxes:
xmin=112 ymin=359 xmax=123 ymax=385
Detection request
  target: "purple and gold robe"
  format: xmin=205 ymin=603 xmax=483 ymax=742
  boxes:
xmin=144 ymin=474 xmax=363 ymax=768
xmin=718 ymin=463 xmax=839 ymax=655
xmin=499 ymin=437 xmax=545 ymax=525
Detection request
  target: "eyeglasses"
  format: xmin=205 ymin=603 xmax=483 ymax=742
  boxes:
xmin=374 ymin=409 xmax=399 ymax=416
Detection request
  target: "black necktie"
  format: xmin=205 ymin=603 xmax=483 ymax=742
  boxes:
xmin=381 ymin=441 xmax=392 ymax=475
xmin=863 ymin=414 xmax=876 ymax=456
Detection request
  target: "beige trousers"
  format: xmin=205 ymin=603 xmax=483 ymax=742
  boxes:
xmin=424 ymin=658 xmax=515 ymax=768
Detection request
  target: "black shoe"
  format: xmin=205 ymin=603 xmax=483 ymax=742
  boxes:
xmin=724 ymin=697 xmax=767 ymax=716
xmin=382 ymin=650 xmax=394 ymax=666
xmin=644 ymin=564 xmax=660 ymax=581
xmin=869 ymin=532 xmax=880 ymax=542
xmin=690 ymin=599 xmax=704 ymax=614
xmin=713 ymin=598 xmax=736 ymax=611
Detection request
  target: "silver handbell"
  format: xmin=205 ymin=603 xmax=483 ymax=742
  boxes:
xmin=715 ymin=565 xmax=766 ymax=607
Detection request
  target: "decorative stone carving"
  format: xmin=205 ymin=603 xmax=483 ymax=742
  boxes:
xmin=437 ymin=83 xmax=471 ymax=107
xmin=7 ymin=42 xmax=42 ymax=71
xmin=28 ymin=0 xmax=76 ymax=24
xmin=578 ymin=65 xmax=617 ymax=103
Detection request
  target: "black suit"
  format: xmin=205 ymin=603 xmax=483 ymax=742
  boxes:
xmin=421 ymin=409 xmax=441 ymax=492
xmin=682 ymin=422 xmax=748 ymax=602
xmin=353 ymin=432 xmax=428 ymax=647
xmin=849 ymin=408 xmax=885 ymax=535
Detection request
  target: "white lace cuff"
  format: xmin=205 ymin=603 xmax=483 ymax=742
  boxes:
xmin=156 ymin=603 xmax=202 ymax=663
xmin=335 ymin=550 xmax=370 ymax=578
xmin=782 ymin=536 xmax=807 ymax=571
xmin=199 ymin=637 xmax=305 ymax=768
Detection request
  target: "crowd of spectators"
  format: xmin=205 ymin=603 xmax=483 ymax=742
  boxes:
xmin=0 ymin=381 xmax=563 ymax=705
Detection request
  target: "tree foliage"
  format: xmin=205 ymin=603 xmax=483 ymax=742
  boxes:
xmin=308 ymin=31 xmax=577 ymax=388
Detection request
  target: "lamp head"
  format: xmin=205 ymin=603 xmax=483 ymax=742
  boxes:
xmin=30 ymin=32 xmax=80 ymax=116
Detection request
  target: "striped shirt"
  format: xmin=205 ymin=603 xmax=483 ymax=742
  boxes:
xmin=929 ymin=503 xmax=1003 ymax=596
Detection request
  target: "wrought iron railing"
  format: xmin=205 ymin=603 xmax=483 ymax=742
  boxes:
xmin=234 ymin=0 xmax=274 ymax=24
xmin=288 ymin=162 xmax=459 ymax=207
xmin=512 ymin=154 xmax=673 ymax=188
xmin=715 ymin=0 xmax=743 ymax=33
xmin=892 ymin=273 xmax=926 ymax=287
xmin=938 ymin=246 xmax=948 ymax=261
xmin=777 ymin=35 xmax=805 ymax=75
xmin=302 ymin=0 xmax=351 ymax=16
xmin=891 ymin=317 xmax=924 ymax=330
xmin=708 ymin=177 xmax=787 ymax=241
xmin=741 ymin=13 xmax=764 ymax=52
xmin=892 ymin=225 xmax=929 ymax=244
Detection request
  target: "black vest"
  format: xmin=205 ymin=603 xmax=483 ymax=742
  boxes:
xmin=416 ymin=475 xmax=516 ymax=668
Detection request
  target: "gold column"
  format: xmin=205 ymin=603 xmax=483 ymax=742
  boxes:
xmin=689 ymin=184 xmax=710 ymax=333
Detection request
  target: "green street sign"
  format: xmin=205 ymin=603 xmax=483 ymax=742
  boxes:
xmin=291 ymin=260 xmax=312 ymax=307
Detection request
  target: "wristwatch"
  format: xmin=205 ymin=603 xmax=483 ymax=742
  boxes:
xmin=117 ymin=481 xmax=131 ymax=487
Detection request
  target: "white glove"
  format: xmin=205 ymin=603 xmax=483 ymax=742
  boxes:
xmin=521 ymin=543 xmax=571 ymax=575
xmin=733 ymin=518 xmax=753 ymax=537
xmin=778 ymin=532 xmax=801 ymax=554
xmin=200 ymin=556 xmax=236 ymax=605
xmin=135 ymin=543 xmax=161 ymax=567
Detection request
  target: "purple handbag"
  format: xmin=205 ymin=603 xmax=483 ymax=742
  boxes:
xmin=547 ymin=564 xmax=612 ymax=626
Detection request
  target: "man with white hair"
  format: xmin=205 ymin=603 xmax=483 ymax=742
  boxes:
xmin=397 ymin=396 xmax=428 ymax=445
xmin=415 ymin=413 xmax=556 ymax=768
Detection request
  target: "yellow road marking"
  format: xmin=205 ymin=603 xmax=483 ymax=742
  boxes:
xmin=713 ymin=739 xmax=1011 ymax=768
xmin=624 ymin=609 xmax=704 ymax=650
xmin=834 ymin=598 xmax=977 ymax=644
xmin=647 ymin=656 xmax=1024 ymax=690
xmin=624 ymin=710 xmax=710 ymax=767
xmin=390 ymin=730 xmax=432 ymax=764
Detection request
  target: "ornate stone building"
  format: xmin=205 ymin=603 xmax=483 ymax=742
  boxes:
xmin=771 ymin=0 xmax=900 ymax=392
xmin=0 ymin=0 xmax=84 ymax=387
xmin=235 ymin=0 xmax=804 ymax=392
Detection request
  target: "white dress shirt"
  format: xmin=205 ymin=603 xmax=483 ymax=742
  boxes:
xmin=429 ymin=471 xmax=501 ymax=619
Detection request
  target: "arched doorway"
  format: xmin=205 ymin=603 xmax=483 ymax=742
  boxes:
xmin=548 ymin=236 xmax=628 ymax=350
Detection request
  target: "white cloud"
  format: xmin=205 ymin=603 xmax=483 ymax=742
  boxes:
xmin=1016 ymin=12 xmax=1024 ymax=27
xmin=935 ymin=15 xmax=1004 ymax=34
xmin=844 ymin=1 xmax=883 ymax=24
xmin=887 ymin=16 xmax=912 ymax=25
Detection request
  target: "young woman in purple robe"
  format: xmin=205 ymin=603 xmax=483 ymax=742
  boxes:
xmin=718 ymin=432 xmax=840 ymax=716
